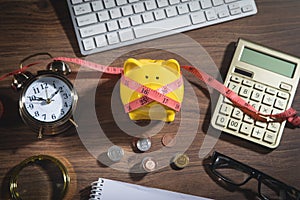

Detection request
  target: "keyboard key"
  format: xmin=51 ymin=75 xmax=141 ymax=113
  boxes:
xmin=119 ymin=17 xmax=131 ymax=28
xmin=239 ymin=86 xmax=251 ymax=98
xmin=191 ymin=11 xmax=206 ymax=24
xmin=76 ymin=13 xmax=97 ymax=26
xmin=205 ymin=9 xmax=218 ymax=21
xmin=265 ymin=87 xmax=277 ymax=95
xmin=166 ymin=6 xmax=178 ymax=17
xmin=177 ymin=4 xmax=189 ymax=14
xmin=133 ymin=2 xmax=146 ymax=13
xmin=280 ymin=82 xmax=292 ymax=91
xmin=82 ymin=37 xmax=95 ymax=50
xmin=130 ymin=15 xmax=143 ymax=25
xmin=277 ymin=91 xmax=289 ymax=99
xmin=154 ymin=9 xmax=167 ymax=20
xmin=119 ymin=29 xmax=134 ymax=41
xmin=212 ymin=0 xmax=224 ymax=6
xmin=107 ymin=20 xmax=119 ymax=31
xmin=103 ymin=0 xmax=116 ymax=9
xmin=227 ymin=82 xmax=240 ymax=94
xmin=79 ymin=23 xmax=106 ymax=37
xmin=188 ymin=1 xmax=201 ymax=12
xmin=250 ymin=90 xmax=263 ymax=102
xmin=267 ymin=122 xmax=280 ymax=132
xmin=71 ymin=0 xmax=83 ymax=4
xmin=116 ymin=0 xmax=127 ymax=6
xmin=218 ymin=8 xmax=230 ymax=18
xmin=73 ymin=3 xmax=92 ymax=15
xmin=200 ymin=0 xmax=213 ymax=9
xmin=122 ymin=5 xmax=134 ymax=16
xmin=242 ymin=79 xmax=254 ymax=87
xmin=157 ymin=0 xmax=169 ymax=7
xmin=98 ymin=10 xmax=110 ymax=21
xmin=95 ymin=35 xmax=108 ymax=47
xmin=145 ymin=0 xmax=158 ymax=10
xmin=254 ymin=83 xmax=265 ymax=91
xmin=107 ymin=32 xmax=120 ymax=44
xmin=142 ymin=12 xmax=155 ymax=23
xmin=134 ymin=15 xmax=191 ymax=38
xmin=262 ymin=94 xmax=275 ymax=106
xmin=169 ymin=0 xmax=180 ymax=5
xmin=110 ymin=8 xmax=122 ymax=19
xmin=242 ymin=5 xmax=254 ymax=12
xmin=230 ymin=8 xmax=241 ymax=15
xmin=228 ymin=3 xmax=240 ymax=10
xmin=91 ymin=1 xmax=104 ymax=11
xmin=230 ymin=75 xmax=242 ymax=83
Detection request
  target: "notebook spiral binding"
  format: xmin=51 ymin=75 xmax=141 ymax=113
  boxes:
xmin=89 ymin=178 xmax=104 ymax=200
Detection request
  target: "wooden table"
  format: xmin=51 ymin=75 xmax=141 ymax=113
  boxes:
xmin=0 ymin=0 xmax=299 ymax=199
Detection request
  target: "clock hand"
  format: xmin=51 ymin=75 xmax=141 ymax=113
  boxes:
xmin=49 ymin=89 xmax=60 ymax=100
xmin=28 ymin=96 xmax=47 ymax=101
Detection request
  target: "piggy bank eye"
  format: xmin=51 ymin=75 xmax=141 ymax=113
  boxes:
xmin=145 ymin=75 xmax=149 ymax=79
xmin=156 ymin=76 xmax=159 ymax=80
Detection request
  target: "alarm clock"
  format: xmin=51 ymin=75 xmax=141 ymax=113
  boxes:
xmin=12 ymin=61 xmax=78 ymax=138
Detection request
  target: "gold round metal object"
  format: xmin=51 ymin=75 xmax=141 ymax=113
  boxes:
xmin=9 ymin=155 xmax=70 ymax=200
xmin=173 ymin=153 xmax=190 ymax=169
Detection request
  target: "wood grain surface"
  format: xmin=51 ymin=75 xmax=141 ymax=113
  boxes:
xmin=0 ymin=0 xmax=299 ymax=199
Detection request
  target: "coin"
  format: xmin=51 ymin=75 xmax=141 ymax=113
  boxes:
xmin=162 ymin=133 xmax=176 ymax=147
xmin=173 ymin=153 xmax=189 ymax=169
xmin=107 ymin=145 xmax=124 ymax=162
xmin=141 ymin=157 xmax=157 ymax=172
xmin=136 ymin=138 xmax=152 ymax=152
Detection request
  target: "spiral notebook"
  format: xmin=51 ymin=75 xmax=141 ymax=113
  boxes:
xmin=89 ymin=178 xmax=212 ymax=200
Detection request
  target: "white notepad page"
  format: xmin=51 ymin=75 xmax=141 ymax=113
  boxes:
xmin=89 ymin=178 xmax=212 ymax=200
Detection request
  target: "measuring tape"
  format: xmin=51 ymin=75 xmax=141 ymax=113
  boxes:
xmin=1 ymin=57 xmax=299 ymax=127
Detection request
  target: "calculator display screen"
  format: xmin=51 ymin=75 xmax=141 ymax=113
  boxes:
xmin=240 ymin=47 xmax=296 ymax=78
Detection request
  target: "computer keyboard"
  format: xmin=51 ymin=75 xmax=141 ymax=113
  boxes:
xmin=67 ymin=0 xmax=257 ymax=55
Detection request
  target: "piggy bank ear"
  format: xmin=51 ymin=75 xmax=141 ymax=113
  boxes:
xmin=123 ymin=58 xmax=142 ymax=74
xmin=163 ymin=59 xmax=181 ymax=75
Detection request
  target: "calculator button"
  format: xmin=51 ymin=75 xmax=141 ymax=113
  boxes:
xmin=260 ymin=105 xmax=272 ymax=115
xmin=254 ymin=83 xmax=265 ymax=91
xmin=277 ymin=91 xmax=289 ymax=99
xmin=230 ymin=75 xmax=242 ymax=83
xmin=219 ymin=104 xmax=233 ymax=115
xmin=252 ymin=127 xmax=264 ymax=139
xmin=239 ymin=86 xmax=251 ymax=98
xmin=228 ymin=82 xmax=240 ymax=94
xmin=232 ymin=107 xmax=243 ymax=119
xmin=228 ymin=119 xmax=240 ymax=131
xmin=242 ymin=79 xmax=254 ymax=87
xmin=264 ymin=131 xmax=277 ymax=144
xmin=216 ymin=115 xmax=228 ymax=127
xmin=255 ymin=121 xmax=267 ymax=128
xmin=265 ymin=87 xmax=277 ymax=95
xmin=250 ymin=90 xmax=263 ymax=102
xmin=262 ymin=94 xmax=275 ymax=106
xmin=243 ymin=114 xmax=254 ymax=124
xmin=280 ymin=82 xmax=292 ymax=91
xmin=267 ymin=122 xmax=280 ymax=132
xmin=249 ymin=100 xmax=260 ymax=111
xmin=274 ymin=98 xmax=287 ymax=110
xmin=240 ymin=123 xmax=252 ymax=135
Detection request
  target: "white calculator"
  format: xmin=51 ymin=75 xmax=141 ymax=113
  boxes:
xmin=211 ymin=38 xmax=300 ymax=148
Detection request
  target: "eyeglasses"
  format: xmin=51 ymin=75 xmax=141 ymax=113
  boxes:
xmin=207 ymin=151 xmax=300 ymax=200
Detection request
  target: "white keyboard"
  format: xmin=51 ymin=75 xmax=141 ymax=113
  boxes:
xmin=67 ymin=0 xmax=257 ymax=55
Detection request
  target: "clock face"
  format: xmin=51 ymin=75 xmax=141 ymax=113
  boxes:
xmin=22 ymin=75 xmax=74 ymax=123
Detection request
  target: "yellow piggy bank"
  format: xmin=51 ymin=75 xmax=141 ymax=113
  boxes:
xmin=120 ymin=58 xmax=184 ymax=122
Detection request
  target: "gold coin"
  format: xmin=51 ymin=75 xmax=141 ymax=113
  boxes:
xmin=173 ymin=153 xmax=189 ymax=169
xmin=162 ymin=134 xmax=176 ymax=147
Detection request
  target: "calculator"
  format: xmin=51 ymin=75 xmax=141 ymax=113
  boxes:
xmin=211 ymin=38 xmax=300 ymax=148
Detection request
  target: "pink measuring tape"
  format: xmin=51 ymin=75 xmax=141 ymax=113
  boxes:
xmin=1 ymin=56 xmax=299 ymax=127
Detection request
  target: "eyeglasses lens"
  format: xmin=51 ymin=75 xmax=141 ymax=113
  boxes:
xmin=214 ymin=156 xmax=251 ymax=186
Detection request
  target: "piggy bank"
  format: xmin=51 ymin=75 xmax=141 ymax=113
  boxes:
xmin=120 ymin=58 xmax=184 ymax=122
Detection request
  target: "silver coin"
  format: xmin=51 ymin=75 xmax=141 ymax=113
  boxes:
xmin=107 ymin=145 xmax=124 ymax=162
xmin=136 ymin=138 xmax=152 ymax=152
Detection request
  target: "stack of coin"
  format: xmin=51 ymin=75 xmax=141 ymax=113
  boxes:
xmin=172 ymin=153 xmax=189 ymax=169
xmin=107 ymin=145 xmax=124 ymax=162
xmin=135 ymin=138 xmax=152 ymax=152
